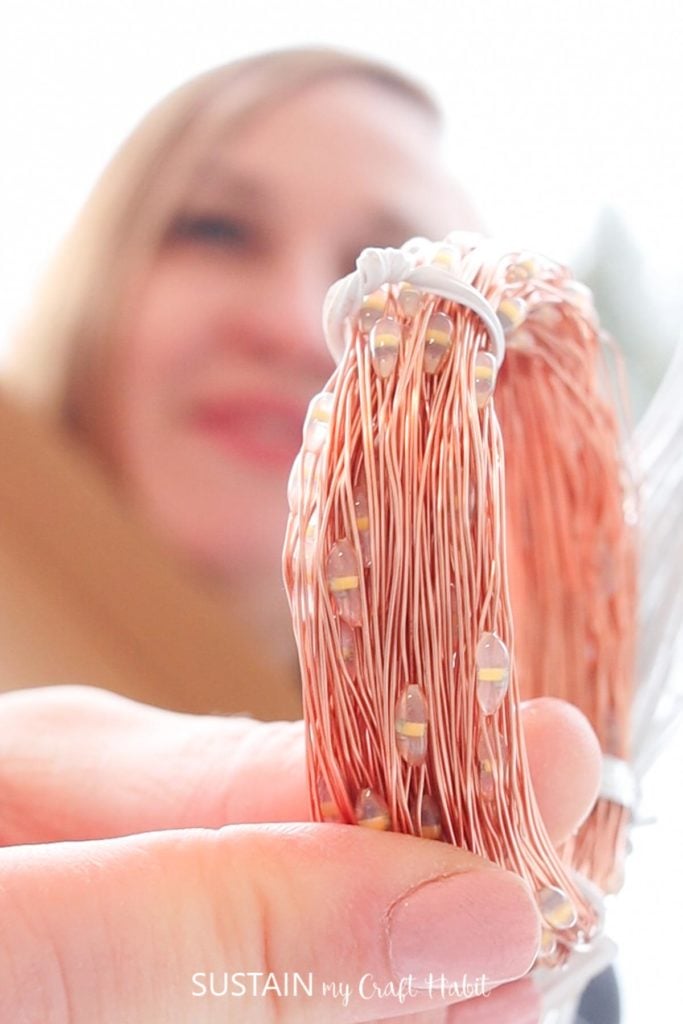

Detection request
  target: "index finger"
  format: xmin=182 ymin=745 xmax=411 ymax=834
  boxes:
xmin=0 ymin=686 xmax=599 ymax=844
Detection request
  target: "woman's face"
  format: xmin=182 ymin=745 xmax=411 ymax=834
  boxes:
xmin=104 ymin=76 xmax=476 ymax=583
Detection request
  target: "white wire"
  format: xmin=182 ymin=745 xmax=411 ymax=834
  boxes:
xmin=631 ymin=335 xmax=683 ymax=787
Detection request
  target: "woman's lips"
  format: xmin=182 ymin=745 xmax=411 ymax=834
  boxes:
xmin=191 ymin=394 xmax=306 ymax=470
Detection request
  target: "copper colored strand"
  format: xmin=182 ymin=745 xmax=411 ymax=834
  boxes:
xmin=497 ymin=295 xmax=637 ymax=895
xmin=283 ymin=239 xmax=615 ymax=962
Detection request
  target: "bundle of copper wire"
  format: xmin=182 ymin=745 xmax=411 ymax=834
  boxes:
xmin=496 ymin=267 xmax=637 ymax=895
xmin=281 ymin=232 xmax=635 ymax=964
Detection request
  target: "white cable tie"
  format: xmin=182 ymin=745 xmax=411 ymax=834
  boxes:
xmin=322 ymin=241 xmax=506 ymax=368
xmin=404 ymin=265 xmax=506 ymax=367
xmin=600 ymin=755 xmax=638 ymax=809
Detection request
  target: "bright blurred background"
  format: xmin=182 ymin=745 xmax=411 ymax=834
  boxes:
xmin=1 ymin=1 xmax=681 ymax=1019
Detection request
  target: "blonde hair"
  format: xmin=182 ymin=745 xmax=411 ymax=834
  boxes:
xmin=5 ymin=47 xmax=441 ymax=443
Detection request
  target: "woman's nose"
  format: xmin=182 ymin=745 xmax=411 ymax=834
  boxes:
xmin=238 ymin=256 xmax=337 ymax=379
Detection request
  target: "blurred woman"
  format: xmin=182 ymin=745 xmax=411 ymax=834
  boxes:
xmin=0 ymin=47 xmax=477 ymax=717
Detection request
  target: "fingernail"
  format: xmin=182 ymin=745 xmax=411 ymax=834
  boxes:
xmin=387 ymin=870 xmax=540 ymax=990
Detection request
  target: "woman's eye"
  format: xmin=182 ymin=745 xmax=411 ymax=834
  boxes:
xmin=167 ymin=213 xmax=250 ymax=248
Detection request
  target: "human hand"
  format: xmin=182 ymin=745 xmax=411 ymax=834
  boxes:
xmin=0 ymin=686 xmax=600 ymax=1023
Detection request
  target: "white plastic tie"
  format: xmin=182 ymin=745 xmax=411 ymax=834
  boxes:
xmin=600 ymin=755 xmax=638 ymax=809
xmin=322 ymin=239 xmax=505 ymax=367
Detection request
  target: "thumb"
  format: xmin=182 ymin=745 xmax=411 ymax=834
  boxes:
xmin=1 ymin=822 xmax=540 ymax=1023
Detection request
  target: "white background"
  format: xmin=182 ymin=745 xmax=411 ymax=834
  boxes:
xmin=1 ymin=1 xmax=682 ymax=1019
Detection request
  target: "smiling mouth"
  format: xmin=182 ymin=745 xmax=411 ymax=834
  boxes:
xmin=192 ymin=398 xmax=305 ymax=471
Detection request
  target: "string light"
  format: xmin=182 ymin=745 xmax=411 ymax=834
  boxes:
xmin=282 ymin=232 xmax=636 ymax=964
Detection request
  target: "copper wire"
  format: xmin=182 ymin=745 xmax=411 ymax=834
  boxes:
xmin=282 ymin=237 xmax=630 ymax=961
xmin=497 ymin=285 xmax=637 ymax=895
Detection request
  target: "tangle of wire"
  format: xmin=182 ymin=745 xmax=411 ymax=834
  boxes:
xmin=282 ymin=234 xmax=623 ymax=963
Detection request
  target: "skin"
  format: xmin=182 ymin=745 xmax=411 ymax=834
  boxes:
xmin=0 ymin=687 xmax=602 ymax=1023
xmin=100 ymin=77 xmax=478 ymax=664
